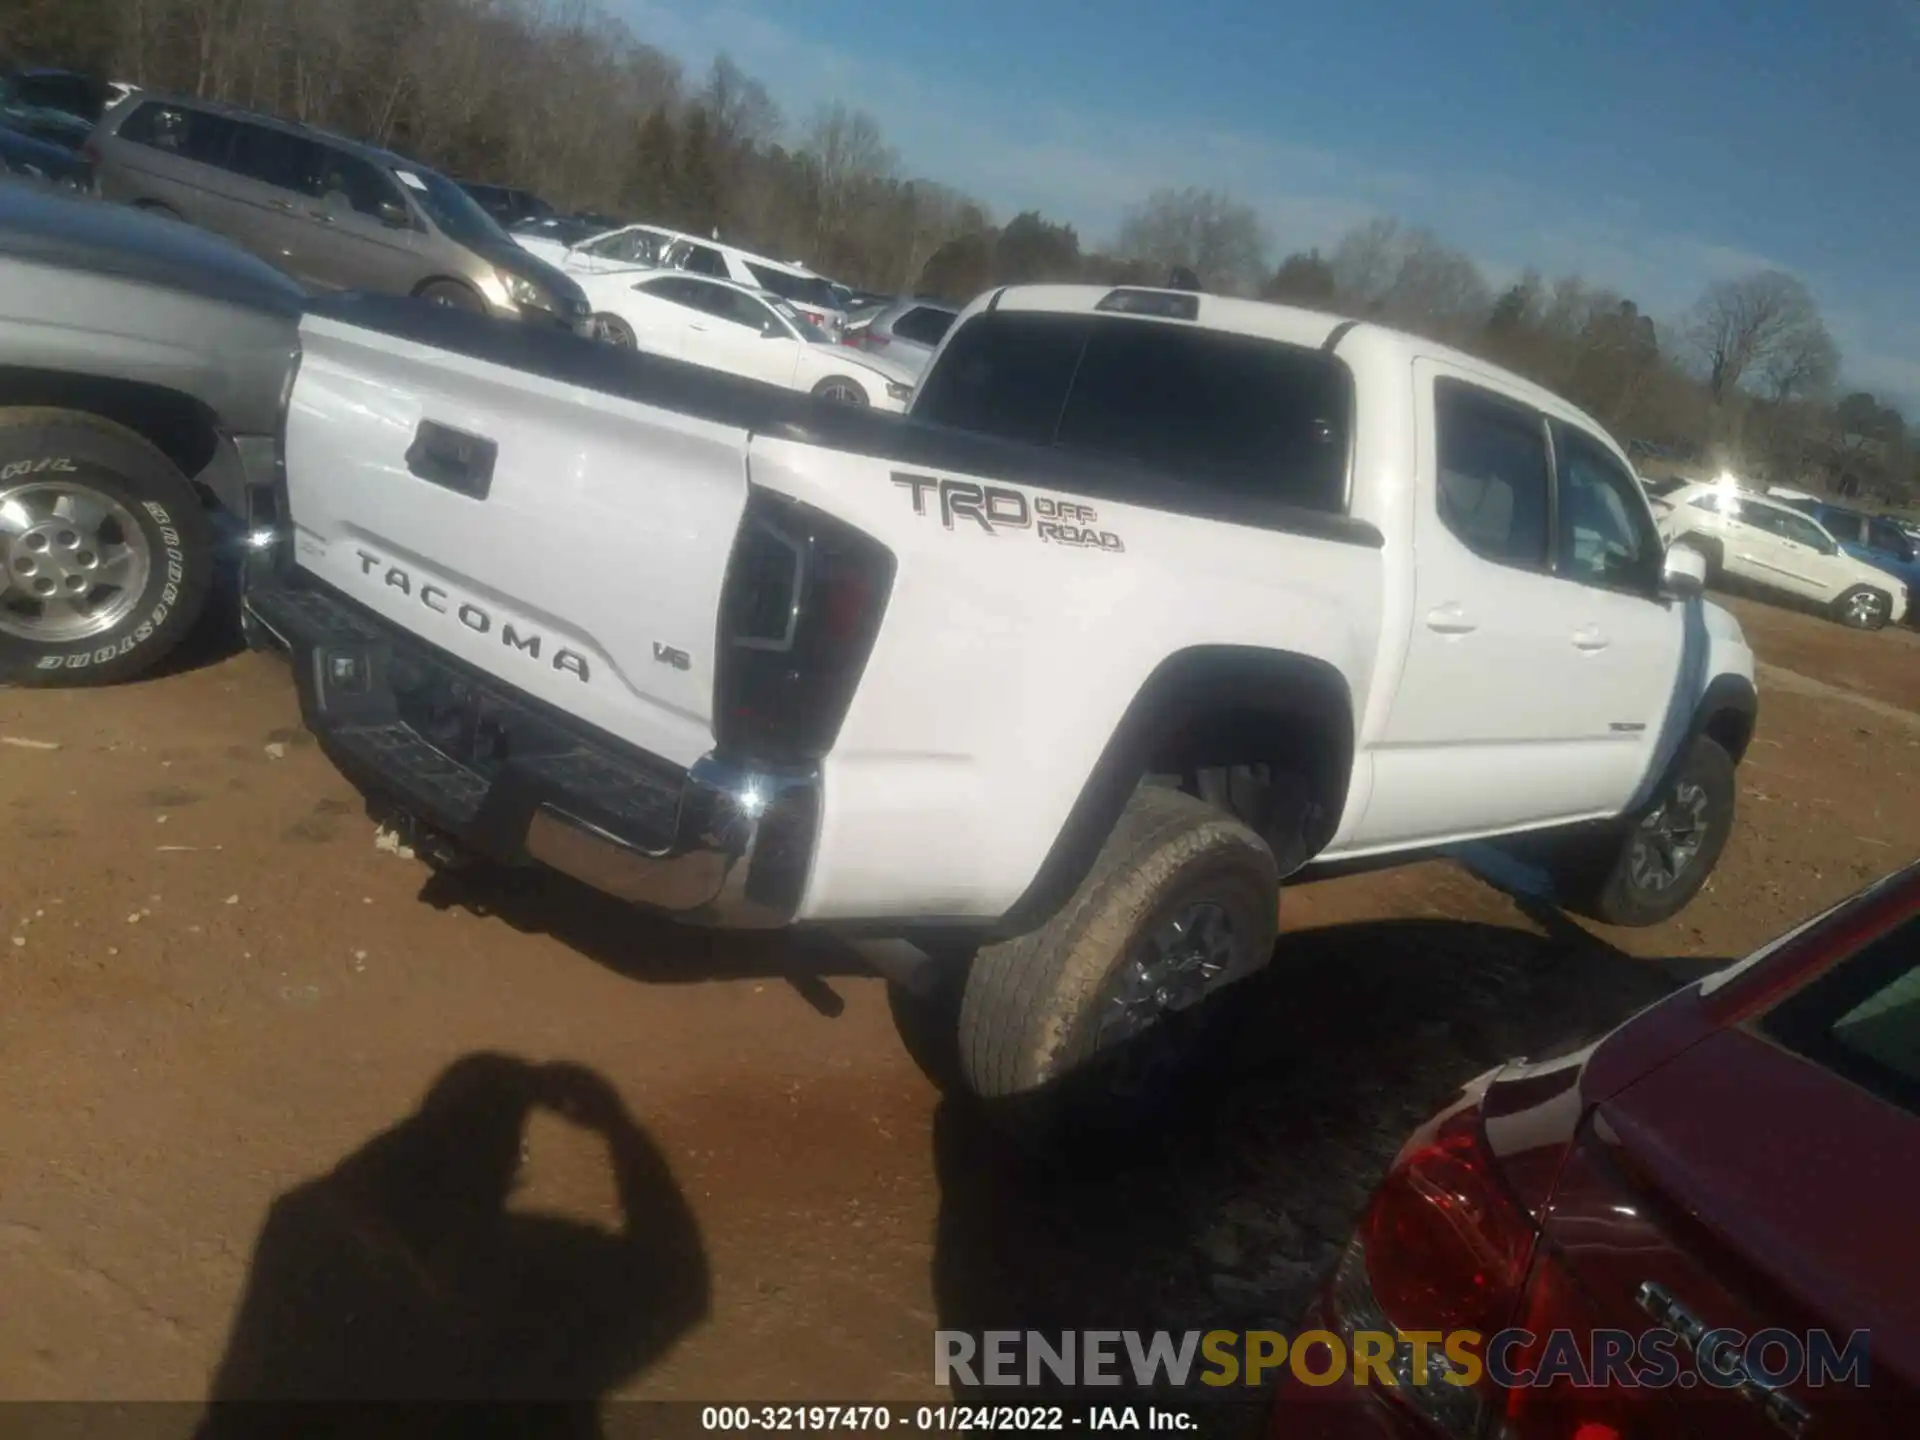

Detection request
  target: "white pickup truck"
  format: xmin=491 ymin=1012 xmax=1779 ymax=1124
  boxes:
xmin=246 ymin=284 xmax=1757 ymax=1105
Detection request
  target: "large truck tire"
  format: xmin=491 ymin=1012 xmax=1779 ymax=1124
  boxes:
xmin=955 ymin=786 xmax=1279 ymax=1125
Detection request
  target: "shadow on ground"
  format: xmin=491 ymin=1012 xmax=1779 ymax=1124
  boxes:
xmin=921 ymin=911 xmax=1727 ymax=1414
xmin=413 ymin=861 xmax=870 ymax=1016
xmin=194 ymin=1052 xmax=708 ymax=1440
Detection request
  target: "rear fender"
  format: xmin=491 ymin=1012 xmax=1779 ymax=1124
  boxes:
xmin=995 ymin=645 xmax=1355 ymax=936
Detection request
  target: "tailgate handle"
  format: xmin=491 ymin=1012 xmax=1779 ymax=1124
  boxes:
xmin=405 ymin=421 xmax=497 ymax=500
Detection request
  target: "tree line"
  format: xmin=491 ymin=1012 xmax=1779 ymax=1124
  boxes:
xmin=5 ymin=0 xmax=1913 ymax=504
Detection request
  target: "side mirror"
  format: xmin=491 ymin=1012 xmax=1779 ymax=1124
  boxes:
xmin=761 ymin=319 xmax=787 ymax=338
xmin=377 ymin=199 xmax=411 ymax=229
xmin=1661 ymin=543 xmax=1707 ymax=599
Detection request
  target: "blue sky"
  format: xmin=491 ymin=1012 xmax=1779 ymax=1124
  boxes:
xmin=622 ymin=0 xmax=1920 ymax=408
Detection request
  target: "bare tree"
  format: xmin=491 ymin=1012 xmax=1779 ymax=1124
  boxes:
xmin=1759 ymin=318 xmax=1839 ymax=404
xmin=802 ymin=102 xmax=894 ymax=258
xmin=1686 ymin=270 xmax=1830 ymax=403
xmin=1114 ymin=187 xmax=1268 ymax=296
xmin=1328 ymin=219 xmax=1487 ymax=341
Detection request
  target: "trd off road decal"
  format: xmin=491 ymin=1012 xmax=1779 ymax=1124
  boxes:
xmin=891 ymin=472 xmax=1125 ymax=553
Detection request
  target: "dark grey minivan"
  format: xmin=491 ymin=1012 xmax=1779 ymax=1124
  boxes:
xmin=92 ymin=94 xmax=589 ymax=330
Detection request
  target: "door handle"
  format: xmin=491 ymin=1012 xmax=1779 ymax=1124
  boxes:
xmin=687 ymin=322 xmax=709 ymax=332
xmin=271 ymin=198 xmax=296 ymax=213
xmin=1424 ymin=605 xmax=1478 ymax=636
xmin=1572 ymin=626 xmax=1611 ymax=652
xmin=308 ymin=210 xmax=334 ymax=224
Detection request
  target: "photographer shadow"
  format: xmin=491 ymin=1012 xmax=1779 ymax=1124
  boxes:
xmin=195 ymin=1052 xmax=708 ymax=1439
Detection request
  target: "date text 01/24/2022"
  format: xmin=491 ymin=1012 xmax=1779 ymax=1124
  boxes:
xmin=698 ymin=1404 xmax=1197 ymax=1432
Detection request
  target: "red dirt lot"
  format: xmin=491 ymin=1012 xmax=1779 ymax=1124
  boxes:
xmin=1 ymin=591 xmax=1916 ymax=1421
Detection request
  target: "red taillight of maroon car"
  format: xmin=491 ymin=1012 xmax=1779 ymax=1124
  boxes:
xmin=1299 ymin=1097 xmax=1536 ymax=1436
xmin=1287 ymin=1094 xmax=1650 ymax=1439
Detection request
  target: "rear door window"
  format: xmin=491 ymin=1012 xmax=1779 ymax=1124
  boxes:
xmin=227 ymin=123 xmax=323 ymax=195
xmin=893 ymin=307 xmax=957 ymax=346
xmin=1432 ymin=379 xmax=1551 ymax=568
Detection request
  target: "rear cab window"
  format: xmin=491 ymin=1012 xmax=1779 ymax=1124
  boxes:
xmin=913 ymin=310 xmax=1353 ymax=514
xmin=1763 ymin=908 xmax=1920 ymax=1117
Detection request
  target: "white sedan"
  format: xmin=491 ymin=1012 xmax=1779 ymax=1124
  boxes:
xmin=577 ymin=270 xmax=916 ymax=411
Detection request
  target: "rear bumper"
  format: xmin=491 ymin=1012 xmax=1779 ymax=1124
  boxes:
xmin=243 ymin=574 xmax=818 ymax=928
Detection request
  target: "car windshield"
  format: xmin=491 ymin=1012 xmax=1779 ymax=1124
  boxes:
xmin=746 ymin=262 xmax=839 ymax=309
xmin=393 ymin=164 xmax=506 ymax=247
xmin=771 ymin=299 xmax=830 ymax=342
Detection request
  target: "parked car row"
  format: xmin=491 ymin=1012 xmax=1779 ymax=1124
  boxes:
xmin=1654 ymin=480 xmax=1914 ymax=631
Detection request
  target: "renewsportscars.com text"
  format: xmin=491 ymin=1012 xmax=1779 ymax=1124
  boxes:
xmin=934 ymin=1328 xmax=1872 ymax=1392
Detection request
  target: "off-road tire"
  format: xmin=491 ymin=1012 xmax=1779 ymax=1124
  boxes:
xmin=956 ymin=786 xmax=1278 ymax=1105
xmin=0 ymin=410 xmax=213 ymax=687
xmin=1553 ymin=735 xmax=1737 ymax=927
xmin=1832 ymin=584 xmax=1892 ymax=632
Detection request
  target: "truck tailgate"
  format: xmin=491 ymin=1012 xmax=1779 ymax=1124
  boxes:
xmin=283 ymin=306 xmax=751 ymax=770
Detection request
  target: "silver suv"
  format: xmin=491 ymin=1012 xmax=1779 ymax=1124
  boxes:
xmin=91 ymin=95 xmax=589 ymax=330
xmin=841 ymin=298 xmax=959 ymax=378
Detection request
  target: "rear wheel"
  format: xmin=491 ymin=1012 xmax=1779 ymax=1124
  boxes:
xmin=1552 ymin=735 xmax=1736 ymax=927
xmin=955 ymin=786 xmax=1278 ymax=1133
xmin=1832 ymin=585 xmax=1891 ymax=631
xmin=0 ymin=411 xmax=213 ymax=687
xmin=811 ymin=376 xmax=871 ymax=407
xmin=416 ymin=280 xmax=485 ymax=313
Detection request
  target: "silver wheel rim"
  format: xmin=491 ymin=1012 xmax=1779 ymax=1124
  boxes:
xmin=1628 ymin=778 xmax=1709 ymax=892
xmin=817 ymin=380 xmax=866 ymax=405
xmin=1846 ymin=590 xmax=1884 ymax=625
xmin=595 ymin=315 xmax=634 ymax=347
xmin=0 ymin=478 xmax=152 ymax=643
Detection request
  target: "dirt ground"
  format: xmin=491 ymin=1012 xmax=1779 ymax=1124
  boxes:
xmin=1 ymin=593 xmax=1916 ymax=1419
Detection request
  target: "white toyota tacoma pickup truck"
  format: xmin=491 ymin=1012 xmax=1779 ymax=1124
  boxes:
xmin=245 ymin=283 xmax=1757 ymax=1105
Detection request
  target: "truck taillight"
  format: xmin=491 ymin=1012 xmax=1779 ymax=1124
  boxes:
xmin=713 ymin=488 xmax=895 ymax=766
